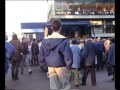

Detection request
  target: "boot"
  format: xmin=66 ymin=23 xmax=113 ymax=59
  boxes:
xmin=80 ymin=77 xmax=86 ymax=85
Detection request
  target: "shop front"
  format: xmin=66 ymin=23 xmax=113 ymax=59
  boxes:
xmin=21 ymin=23 xmax=45 ymax=41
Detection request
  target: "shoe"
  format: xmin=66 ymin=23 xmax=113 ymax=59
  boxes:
xmin=12 ymin=77 xmax=15 ymax=80
xmin=92 ymin=83 xmax=96 ymax=86
xmin=80 ymin=83 xmax=86 ymax=85
xmin=14 ymin=77 xmax=20 ymax=80
xmin=75 ymin=85 xmax=79 ymax=87
xmin=47 ymin=72 xmax=49 ymax=78
xmin=21 ymin=72 xmax=23 ymax=75
xmin=21 ymin=70 xmax=24 ymax=75
xmin=97 ymin=68 xmax=100 ymax=71
xmin=79 ymin=74 xmax=82 ymax=78
xmin=111 ymin=78 xmax=115 ymax=81
xmin=28 ymin=70 xmax=32 ymax=75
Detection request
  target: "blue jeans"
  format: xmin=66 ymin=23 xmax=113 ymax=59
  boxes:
xmin=21 ymin=54 xmax=31 ymax=73
xmin=21 ymin=55 xmax=28 ymax=73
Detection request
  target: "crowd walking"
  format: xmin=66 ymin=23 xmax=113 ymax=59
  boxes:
xmin=5 ymin=18 xmax=115 ymax=90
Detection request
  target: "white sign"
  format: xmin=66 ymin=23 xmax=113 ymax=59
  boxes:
xmin=92 ymin=33 xmax=115 ymax=37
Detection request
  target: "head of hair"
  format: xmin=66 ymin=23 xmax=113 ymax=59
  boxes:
xmin=33 ymin=38 xmax=36 ymax=42
xmin=80 ymin=39 xmax=84 ymax=43
xmin=51 ymin=18 xmax=62 ymax=32
xmin=22 ymin=37 xmax=25 ymax=42
xmin=85 ymin=35 xmax=91 ymax=38
xmin=71 ymin=38 xmax=77 ymax=44
xmin=111 ymin=37 xmax=115 ymax=43
xmin=12 ymin=34 xmax=18 ymax=40
xmin=97 ymin=37 xmax=101 ymax=41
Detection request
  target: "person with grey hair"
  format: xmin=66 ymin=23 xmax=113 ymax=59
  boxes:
xmin=70 ymin=38 xmax=82 ymax=87
xmin=39 ymin=18 xmax=73 ymax=89
xmin=81 ymin=36 xmax=97 ymax=86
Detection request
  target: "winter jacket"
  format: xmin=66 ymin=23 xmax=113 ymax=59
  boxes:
xmin=10 ymin=39 xmax=23 ymax=61
xmin=70 ymin=44 xmax=82 ymax=68
xmin=31 ymin=42 xmax=39 ymax=55
xmin=108 ymin=43 xmax=115 ymax=65
xmin=95 ymin=41 xmax=105 ymax=53
xmin=39 ymin=32 xmax=73 ymax=69
xmin=5 ymin=42 xmax=15 ymax=74
xmin=22 ymin=42 xmax=28 ymax=55
xmin=83 ymin=40 xmax=97 ymax=66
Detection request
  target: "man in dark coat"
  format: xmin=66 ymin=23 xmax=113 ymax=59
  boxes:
xmin=31 ymin=38 xmax=39 ymax=66
xmin=95 ymin=37 xmax=105 ymax=70
xmin=81 ymin=37 xmax=97 ymax=86
xmin=10 ymin=34 xmax=23 ymax=80
xmin=108 ymin=37 xmax=115 ymax=80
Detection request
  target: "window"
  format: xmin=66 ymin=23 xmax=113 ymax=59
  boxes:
xmin=106 ymin=25 xmax=115 ymax=33
xmin=60 ymin=25 xmax=91 ymax=38
xmin=54 ymin=0 xmax=115 ymax=15
xmin=94 ymin=25 xmax=103 ymax=34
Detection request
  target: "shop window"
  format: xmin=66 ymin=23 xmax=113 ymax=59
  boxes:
xmin=106 ymin=25 xmax=115 ymax=33
xmin=94 ymin=25 xmax=103 ymax=34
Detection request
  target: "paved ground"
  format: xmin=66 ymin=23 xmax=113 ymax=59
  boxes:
xmin=5 ymin=64 xmax=115 ymax=90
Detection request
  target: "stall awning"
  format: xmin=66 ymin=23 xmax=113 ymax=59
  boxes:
xmin=46 ymin=21 xmax=91 ymax=26
xmin=62 ymin=21 xmax=91 ymax=25
xmin=21 ymin=22 xmax=46 ymax=29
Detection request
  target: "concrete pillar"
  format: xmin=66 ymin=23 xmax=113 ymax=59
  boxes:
xmin=44 ymin=26 xmax=48 ymax=38
xmin=103 ymin=20 xmax=106 ymax=33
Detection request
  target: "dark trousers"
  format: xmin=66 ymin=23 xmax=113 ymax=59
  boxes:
xmin=31 ymin=55 xmax=38 ymax=66
xmin=82 ymin=66 xmax=96 ymax=85
xmin=97 ymin=52 xmax=104 ymax=70
xmin=11 ymin=61 xmax=20 ymax=80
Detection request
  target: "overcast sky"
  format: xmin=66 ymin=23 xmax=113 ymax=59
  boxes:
xmin=5 ymin=1 xmax=48 ymax=34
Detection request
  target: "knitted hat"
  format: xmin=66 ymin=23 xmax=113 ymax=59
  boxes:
xmin=71 ymin=38 xmax=77 ymax=44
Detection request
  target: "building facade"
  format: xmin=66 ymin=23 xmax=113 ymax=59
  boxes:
xmin=47 ymin=0 xmax=115 ymax=38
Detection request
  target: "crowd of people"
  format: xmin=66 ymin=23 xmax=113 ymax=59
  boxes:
xmin=5 ymin=35 xmax=41 ymax=81
xmin=5 ymin=18 xmax=115 ymax=89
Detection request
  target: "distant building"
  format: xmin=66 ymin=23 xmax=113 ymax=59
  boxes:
xmin=47 ymin=0 xmax=115 ymax=38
